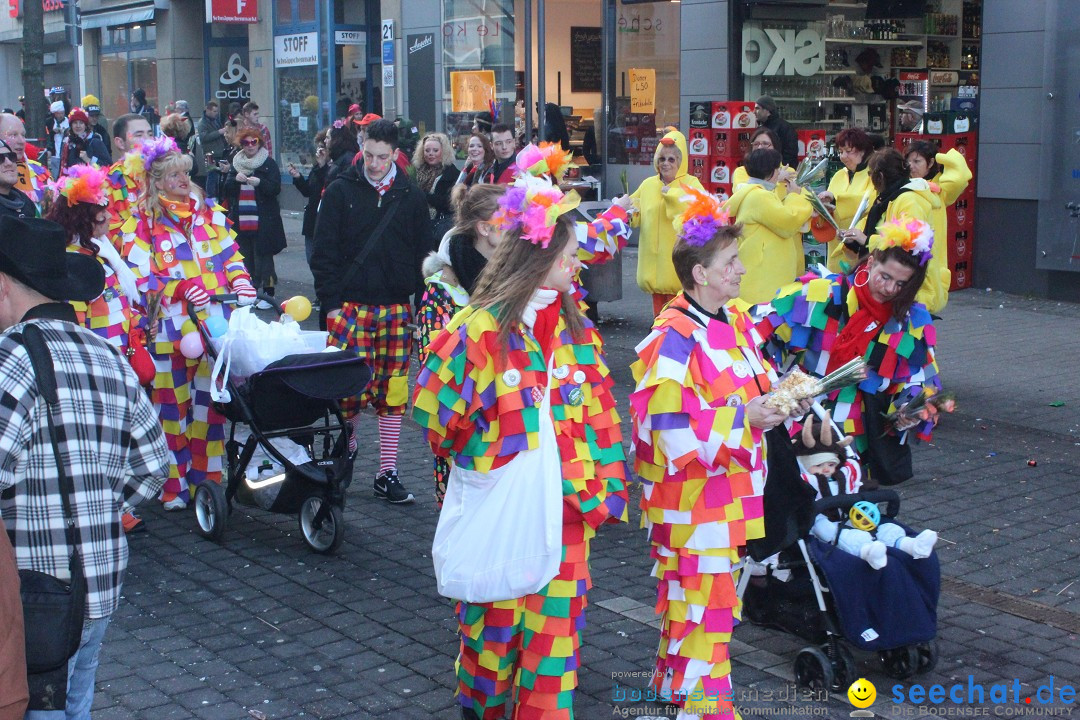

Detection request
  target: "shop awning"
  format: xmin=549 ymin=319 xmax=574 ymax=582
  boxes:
xmin=80 ymin=3 xmax=155 ymax=30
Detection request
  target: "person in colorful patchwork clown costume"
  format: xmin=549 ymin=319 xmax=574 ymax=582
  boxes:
xmin=120 ymin=137 xmax=256 ymax=509
xmin=46 ymin=164 xmax=158 ymax=534
xmin=416 ymin=143 xmax=632 ymax=509
xmin=757 ymin=216 xmax=943 ymax=488
xmin=630 ymin=186 xmax=808 ymax=720
xmin=412 ymin=168 xmax=629 ymax=720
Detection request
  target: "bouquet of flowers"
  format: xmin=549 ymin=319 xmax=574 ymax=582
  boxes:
xmin=803 ymin=190 xmax=843 ymax=233
xmin=884 ymin=387 xmax=956 ymax=430
xmin=764 ymin=358 xmax=868 ymax=414
xmin=794 ymin=156 xmax=829 ymax=187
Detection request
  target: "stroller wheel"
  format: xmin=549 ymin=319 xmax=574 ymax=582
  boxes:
xmin=299 ymin=496 xmax=344 ymax=554
xmin=830 ymin=643 xmax=857 ymax=691
xmin=879 ymin=645 xmax=920 ymax=680
xmin=794 ymin=646 xmax=834 ymax=692
xmin=194 ymin=482 xmax=228 ymax=542
xmin=915 ymin=640 xmax=938 ymax=674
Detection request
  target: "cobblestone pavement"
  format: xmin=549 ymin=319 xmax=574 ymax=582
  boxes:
xmin=89 ymin=217 xmax=1080 ymax=720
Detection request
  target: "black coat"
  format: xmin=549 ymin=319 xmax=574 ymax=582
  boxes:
xmin=311 ymin=163 xmax=434 ymax=309
xmin=222 ymin=156 xmax=288 ymax=256
xmin=423 ymin=163 xmax=458 ymax=218
xmin=762 ymin=114 xmax=800 ymax=168
xmin=293 ymin=162 xmax=329 ymax=239
xmin=0 ymin=188 xmax=36 ymax=219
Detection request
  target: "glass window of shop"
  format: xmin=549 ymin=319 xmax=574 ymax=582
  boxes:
xmin=205 ymin=23 xmax=251 ymax=111
xmin=605 ymin=0 xmax=680 ymax=171
xmin=441 ymin=0 xmax=517 ymax=158
xmin=100 ymin=24 xmax=158 ymax=122
xmin=332 ymin=0 xmax=371 ymax=119
xmin=274 ymin=0 xmax=323 ymax=168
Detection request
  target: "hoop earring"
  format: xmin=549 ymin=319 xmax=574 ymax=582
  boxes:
xmin=853 ymin=268 xmax=870 ymax=288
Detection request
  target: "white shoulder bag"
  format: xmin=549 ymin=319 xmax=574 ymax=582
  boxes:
xmin=432 ymin=360 xmax=563 ymax=603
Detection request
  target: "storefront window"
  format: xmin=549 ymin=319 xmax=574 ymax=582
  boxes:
xmin=206 ymin=22 xmax=250 ymax=110
xmin=607 ymin=0 xmax=680 ymax=166
xmin=100 ymin=25 xmax=158 ymax=122
xmin=275 ymin=66 xmax=320 ymax=167
xmin=332 ymin=0 xmax=369 ymax=118
xmin=441 ymin=0 xmax=516 ymax=153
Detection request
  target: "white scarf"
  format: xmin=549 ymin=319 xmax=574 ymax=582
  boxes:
xmin=90 ymin=235 xmax=141 ymax=303
xmin=521 ymin=288 xmax=560 ymax=331
xmin=230 ymin=147 xmax=269 ymax=177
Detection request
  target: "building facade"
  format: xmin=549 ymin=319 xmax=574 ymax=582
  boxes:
xmin=0 ymin=0 xmax=1076 ymax=299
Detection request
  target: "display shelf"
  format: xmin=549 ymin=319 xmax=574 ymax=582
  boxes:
xmin=926 ymin=34 xmax=961 ymax=39
xmin=822 ymin=69 xmax=857 ymax=75
xmin=825 ymin=3 xmax=868 ymax=9
xmin=825 ymin=38 xmax=924 ymax=46
xmin=962 ymin=37 xmax=981 ymax=41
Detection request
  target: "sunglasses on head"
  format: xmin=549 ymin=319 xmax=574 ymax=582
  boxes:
xmin=241 ymin=138 xmax=259 ymax=147
xmin=0 ymin=151 xmax=17 ymax=164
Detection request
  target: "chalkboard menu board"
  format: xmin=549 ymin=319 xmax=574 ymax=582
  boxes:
xmin=570 ymin=26 xmax=602 ymax=94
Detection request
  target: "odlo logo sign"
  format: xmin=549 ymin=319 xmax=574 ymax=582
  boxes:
xmin=216 ymin=53 xmax=252 ymax=101
xmin=742 ymin=27 xmax=824 ymax=77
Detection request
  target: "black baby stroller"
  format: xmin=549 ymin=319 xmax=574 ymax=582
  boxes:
xmin=738 ymin=420 xmax=940 ymax=692
xmin=189 ymin=295 xmax=371 ymax=553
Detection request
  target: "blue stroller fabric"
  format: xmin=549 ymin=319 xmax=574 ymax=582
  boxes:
xmin=809 ymin=529 xmax=939 ymax=651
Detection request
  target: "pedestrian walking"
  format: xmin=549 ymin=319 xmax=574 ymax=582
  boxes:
xmin=222 ymin=128 xmax=287 ymax=309
xmin=105 ymin=114 xmax=154 ymax=227
xmin=311 ymin=118 xmax=434 ymax=504
xmin=630 ymin=129 xmax=706 ymax=315
xmin=59 ymin=107 xmax=112 ymax=173
xmin=754 ymin=96 xmax=799 ymax=167
xmin=0 ymin=214 xmax=169 ymax=717
xmin=413 ymin=175 xmax=628 ymax=719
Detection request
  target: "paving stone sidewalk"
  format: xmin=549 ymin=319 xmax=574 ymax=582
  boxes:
xmin=87 ymin=224 xmax=1080 ymax=720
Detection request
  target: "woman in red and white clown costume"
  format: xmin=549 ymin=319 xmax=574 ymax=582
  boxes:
xmin=120 ymin=137 xmax=256 ymax=509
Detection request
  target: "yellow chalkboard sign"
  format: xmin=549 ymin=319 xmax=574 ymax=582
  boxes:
xmin=629 ymin=68 xmax=656 ymax=114
xmin=450 ymin=71 xmax=496 ymax=112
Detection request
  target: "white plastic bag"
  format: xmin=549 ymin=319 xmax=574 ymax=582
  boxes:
xmin=431 ymin=365 xmax=563 ymax=603
xmin=210 ymin=306 xmax=329 ymax=400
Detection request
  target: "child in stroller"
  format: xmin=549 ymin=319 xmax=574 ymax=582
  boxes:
xmin=794 ymin=414 xmax=938 ymax=570
xmin=739 ymin=410 xmax=941 ymax=691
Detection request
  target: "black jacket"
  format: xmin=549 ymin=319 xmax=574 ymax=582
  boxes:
xmin=763 ymin=114 xmax=800 ymax=168
xmin=0 ymin=187 xmax=36 ymax=219
xmin=311 ymin=162 xmax=434 ymax=309
xmin=293 ymin=162 xmax=329 ymax=238
xmin=424 ymin=164 xmax=458 ymax=218
xmin=222 ymin=156 xmax=288 ymax=256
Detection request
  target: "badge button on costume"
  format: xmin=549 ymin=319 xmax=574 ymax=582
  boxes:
xmin=502 ymin=369 xmax=521 ymax=387
xmin=568 ymin=387 xmax=585 ymax=407
xmin=553 ymin=364 xmax=570 ymax=380
xmin=572 ymin=370 xmax=586 ymax=384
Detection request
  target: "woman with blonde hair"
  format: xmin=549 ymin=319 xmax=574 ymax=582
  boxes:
xmin=412 ymin=131 xmax=459 ymax=241
xmin=120 ymin=137 xmax=255 ymax=509
xmin=413 ymin=171 xmax=628 ymax=718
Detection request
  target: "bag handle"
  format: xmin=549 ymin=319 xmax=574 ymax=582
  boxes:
xmin=17 ymin=324 xmax=81 ymax=567
xmin=334 ymin=187 xmax=405 ymax=302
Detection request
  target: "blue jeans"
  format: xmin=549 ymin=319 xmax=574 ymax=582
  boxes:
xmin=25 ymin=616 xmax=110 ymax=720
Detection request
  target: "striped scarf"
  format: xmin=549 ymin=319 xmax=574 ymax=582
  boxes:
xmin=238 ymin=185 xmax=258 ymax=232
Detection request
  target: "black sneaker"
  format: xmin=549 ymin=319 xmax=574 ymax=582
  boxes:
xmin=374 ymin=469 xmax=414 ymax=504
